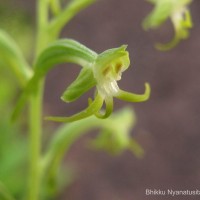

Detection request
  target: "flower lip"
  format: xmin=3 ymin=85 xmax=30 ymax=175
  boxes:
xmin=97 ymin=79 xmax=119 ymax=98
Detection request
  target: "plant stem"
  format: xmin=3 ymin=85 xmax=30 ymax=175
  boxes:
xmin=28 ymin=84 xmax=43 ymax=200
xmin=28 ymin=0 xmax=48 ymax=199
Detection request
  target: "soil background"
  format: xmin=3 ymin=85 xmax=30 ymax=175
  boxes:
xmin=2 ymin=0 xmax=200 ymax=199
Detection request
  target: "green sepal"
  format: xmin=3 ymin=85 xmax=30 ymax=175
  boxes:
xmin=45 ymin=93 xmax=104 ymax=122
xmin=95 ymin=45 xmax=130 ymax=75
xmin=115 ymin=83 xmax=150 ymax=102
xmin=0 ymin=30 xmax=32 ymax=87
xmin=61 ymin=67 xmax=96 ymax=102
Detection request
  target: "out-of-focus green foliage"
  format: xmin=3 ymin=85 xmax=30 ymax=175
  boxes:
xmin=0 ymin=68 xmax=28 ymax=199
xmin=89 ymin=108 xmax=144 ymax=157
xmin=41 ymin=107 xmax=142 ymax=199
xmin=0 ymin=3 xmax=34 ymax=59
xmin=0 ymin=30 xmax=32 ymax=87
xmin=143 ymin=0 xmax=193 ymax=50
xmin=0 ymin=3 xmax=31 ymax=198
xmin=0 ymin=118 xmax=28 ymax=199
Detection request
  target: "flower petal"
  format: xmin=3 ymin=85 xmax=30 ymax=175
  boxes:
xmin=61 ymin=67 xmax=96 ymax=102
xmin=45 ymin=93 xmax=104 ymax=122
xmin=114 ymin=83 xmax=150 ymax=102
xmin=95 ymin=97 xmax=113 ymax=119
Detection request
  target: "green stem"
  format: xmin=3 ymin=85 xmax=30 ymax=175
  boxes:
xmin=36 ymin=0 xmax=49 ymax=56
xmin=28 ymin=84 xmax=43 ymax=200
xmin=28 ymin=0 xmax=48 ymax=200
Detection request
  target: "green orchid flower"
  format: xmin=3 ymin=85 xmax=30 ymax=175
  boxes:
xmin=143 ymin=0 xmax=193 ymax=50
xmin=47 ymin=45 xmax=150 ymax=122
xmin=13 ymin=39 xmax=150 ymax=122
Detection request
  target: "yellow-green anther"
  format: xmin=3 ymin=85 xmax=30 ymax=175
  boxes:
xmin=143 ymin=0 xmax=193 ymax=50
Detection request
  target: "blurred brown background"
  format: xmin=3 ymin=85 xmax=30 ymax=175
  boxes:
xmin=2 ymin=0 xmax=200 ymax=199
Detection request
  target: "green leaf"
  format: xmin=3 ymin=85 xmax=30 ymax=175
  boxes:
xmin=0 ymin=30 xmax=32 ymax=87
